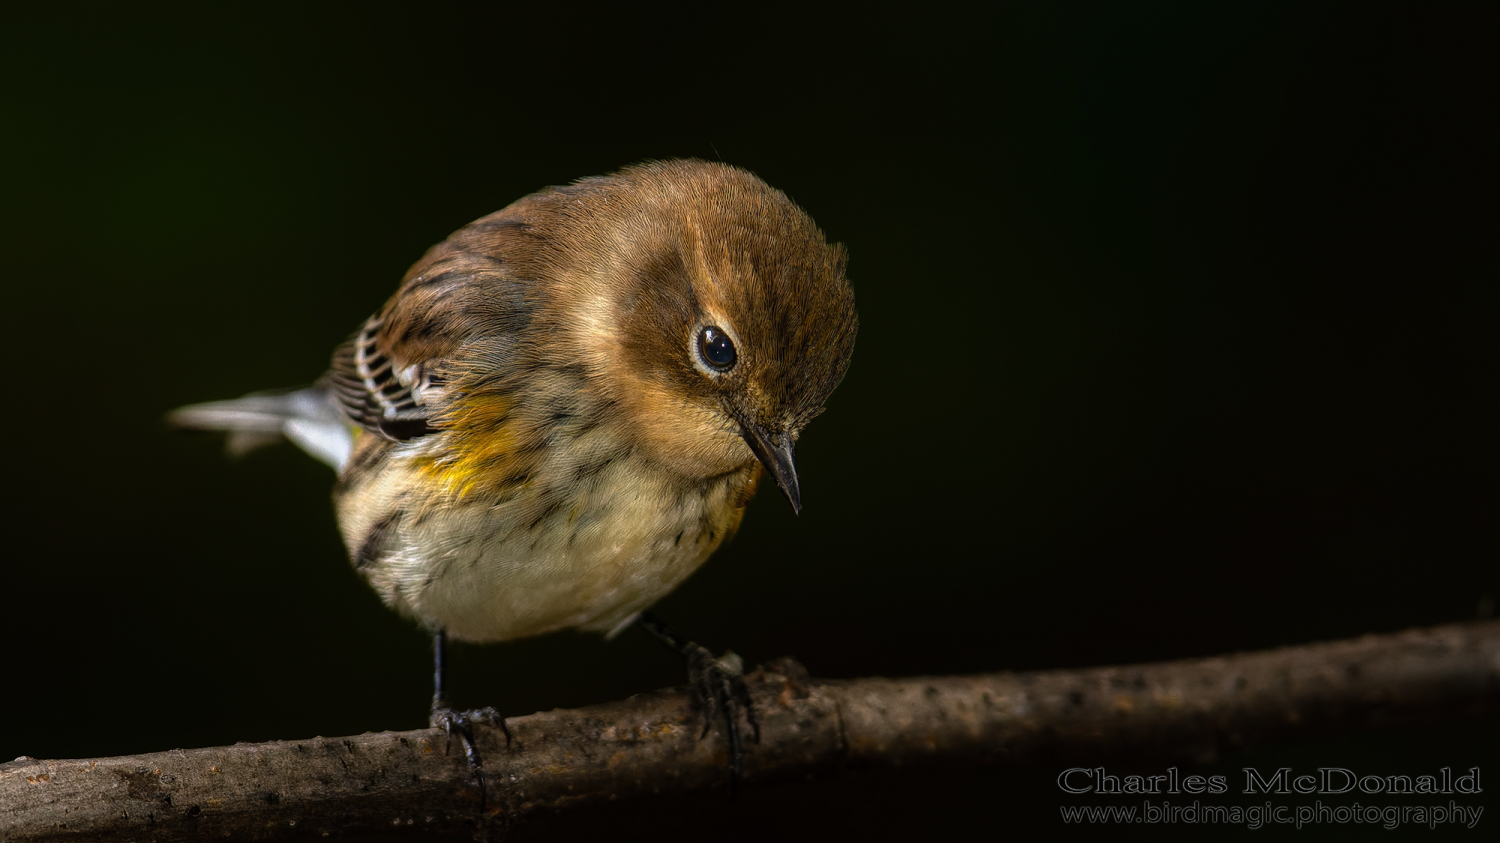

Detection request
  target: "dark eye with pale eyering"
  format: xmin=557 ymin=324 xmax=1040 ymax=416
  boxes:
xmin=697 ymin=326 xmax=737 ymax=372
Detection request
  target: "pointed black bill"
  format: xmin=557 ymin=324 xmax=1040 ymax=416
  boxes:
xmin=741 ymin=423 xmax=801 ymax=514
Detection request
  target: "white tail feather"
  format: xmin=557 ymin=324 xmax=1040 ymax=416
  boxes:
xmin=169 ymin=388 xmax=352 ymax=471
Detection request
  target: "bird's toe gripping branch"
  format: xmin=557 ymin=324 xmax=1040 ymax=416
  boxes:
xmin=431 ymin=705 xmax=511 ymax=768
xmin=429 ymin=628 xmax=511 ymax=810
xmin=638 ymin=613 xmax=761 ymax=794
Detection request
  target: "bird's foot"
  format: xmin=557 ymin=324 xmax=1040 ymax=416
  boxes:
xmin=638 ymin=613 xmax=760 ymax=794
xmin=431 ymin=704 xmax=510 ymax=768
xmin=684 ymin=646 xmax=760 ymax=742
xmin=430 ymin=702 xmax=509 ymax=813
xmin=683 ymin=645 xmax=762 ymax=798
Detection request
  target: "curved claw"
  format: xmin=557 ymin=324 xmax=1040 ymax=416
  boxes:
xmin=431 ymin=704 xmax=509 ymax=813
xmin=433 ymin=705 xmax=510 ymax=761
xmin=637 ymin=613 xmax=761 ymax=794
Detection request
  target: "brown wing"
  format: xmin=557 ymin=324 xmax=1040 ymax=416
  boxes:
xmin=325 ymin=211 xmax=543 ymax=442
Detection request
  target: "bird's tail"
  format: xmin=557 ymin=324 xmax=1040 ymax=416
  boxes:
xmin=168 ymin=386 xmax=353 ymax=471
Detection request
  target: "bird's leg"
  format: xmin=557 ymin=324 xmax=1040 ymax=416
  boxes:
xmin=429 ymin=628 xmax=510 ymax=795
xmin=637 ymin=613 xmax=760 ymax=793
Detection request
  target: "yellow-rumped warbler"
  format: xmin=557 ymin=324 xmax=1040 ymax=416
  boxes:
xmin=171 ymin=160 xmax=858 ymax=784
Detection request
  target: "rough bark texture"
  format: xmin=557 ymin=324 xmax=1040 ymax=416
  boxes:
xmin=3 ymin=621 xmax=1496 ymax=841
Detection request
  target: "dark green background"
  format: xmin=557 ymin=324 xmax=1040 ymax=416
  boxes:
xmin=3 ymin=2 xmax=1494 ymax=839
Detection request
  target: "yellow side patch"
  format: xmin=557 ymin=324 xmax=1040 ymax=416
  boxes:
xmin=415 ymin=393 xmax=527 ymax=500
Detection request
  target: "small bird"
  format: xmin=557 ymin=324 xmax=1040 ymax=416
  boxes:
xmin=171 ymin=160 xmax=858 ymax=787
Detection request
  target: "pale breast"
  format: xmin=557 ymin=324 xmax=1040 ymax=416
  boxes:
xmin=340 ymin=439 xmax=761 ymax=643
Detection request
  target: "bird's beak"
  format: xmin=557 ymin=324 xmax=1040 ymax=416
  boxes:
xmin=740 ymin=423 xmax=802 ymax=514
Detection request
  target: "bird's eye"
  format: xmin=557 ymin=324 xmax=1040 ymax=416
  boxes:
xmin=697 ymin=326 xmax=737 ymax=372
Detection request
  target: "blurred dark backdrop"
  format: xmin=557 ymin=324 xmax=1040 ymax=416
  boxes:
xmin=2 ymin=2 xmax=1494 ymax=840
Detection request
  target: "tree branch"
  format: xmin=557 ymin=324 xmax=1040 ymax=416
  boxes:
xmin=4 ymin=620 xmax=1496 ymax=841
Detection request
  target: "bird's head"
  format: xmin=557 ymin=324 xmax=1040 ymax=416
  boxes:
xmin=552 ymin=160 xmax=858 ymax=512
